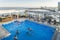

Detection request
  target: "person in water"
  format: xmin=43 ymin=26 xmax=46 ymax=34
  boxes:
xmin=28 ymin=27 xmax=32 ymax=32
xmin=26 ymin=27 xmax=33 ymax=36
xmin=14 ymin=35 xmax=18 ymax=40
xmin=26 ymin=31 xmax=31 ymax=36
xmin=16 ymin=30 xmax=19 ymax=34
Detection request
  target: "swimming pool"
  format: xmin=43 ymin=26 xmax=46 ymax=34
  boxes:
xmin=2 ymin=20 xmax=56 ymax=40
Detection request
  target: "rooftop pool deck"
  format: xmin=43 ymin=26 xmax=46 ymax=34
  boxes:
xmin=2 ymin=20 xmax=56 ymax=40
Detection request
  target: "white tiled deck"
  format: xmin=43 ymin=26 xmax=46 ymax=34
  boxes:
xmin=0 ymin=25 xmax=10 ymax=39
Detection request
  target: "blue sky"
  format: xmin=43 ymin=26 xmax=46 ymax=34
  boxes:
xmin=0 ymin=0 xmax=59 ymax=7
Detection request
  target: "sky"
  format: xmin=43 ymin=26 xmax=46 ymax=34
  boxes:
xmin=0 ymin=0 xmax=59 ymax=7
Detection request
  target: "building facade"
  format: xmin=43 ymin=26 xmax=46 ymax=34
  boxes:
xmin=58 ymin=2 xmax=60 ymax=11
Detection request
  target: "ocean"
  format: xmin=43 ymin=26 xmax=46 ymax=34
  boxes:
xmin=0 ymin=7 xmax=27 ymax=10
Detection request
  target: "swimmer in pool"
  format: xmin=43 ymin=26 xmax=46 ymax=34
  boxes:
xmin=28 ymin=27 xmax=32 ymax=32
xmin=26 ymin=28 xmax=33 ymax=36
xmin=26 ymin=31 xmax=31 ymax=36
xmin=14 ymin=35 xmax=18 ymax=40
xmin=16 ymin=30 xmax=19 ymax=34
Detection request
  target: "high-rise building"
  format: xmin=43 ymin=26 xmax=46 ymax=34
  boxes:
xmin=58 ymin=2 xmax=60 ymax=11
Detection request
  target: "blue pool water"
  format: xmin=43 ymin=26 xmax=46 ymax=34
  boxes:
xmin=2 ymin=20 xmax=56 ymax=40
